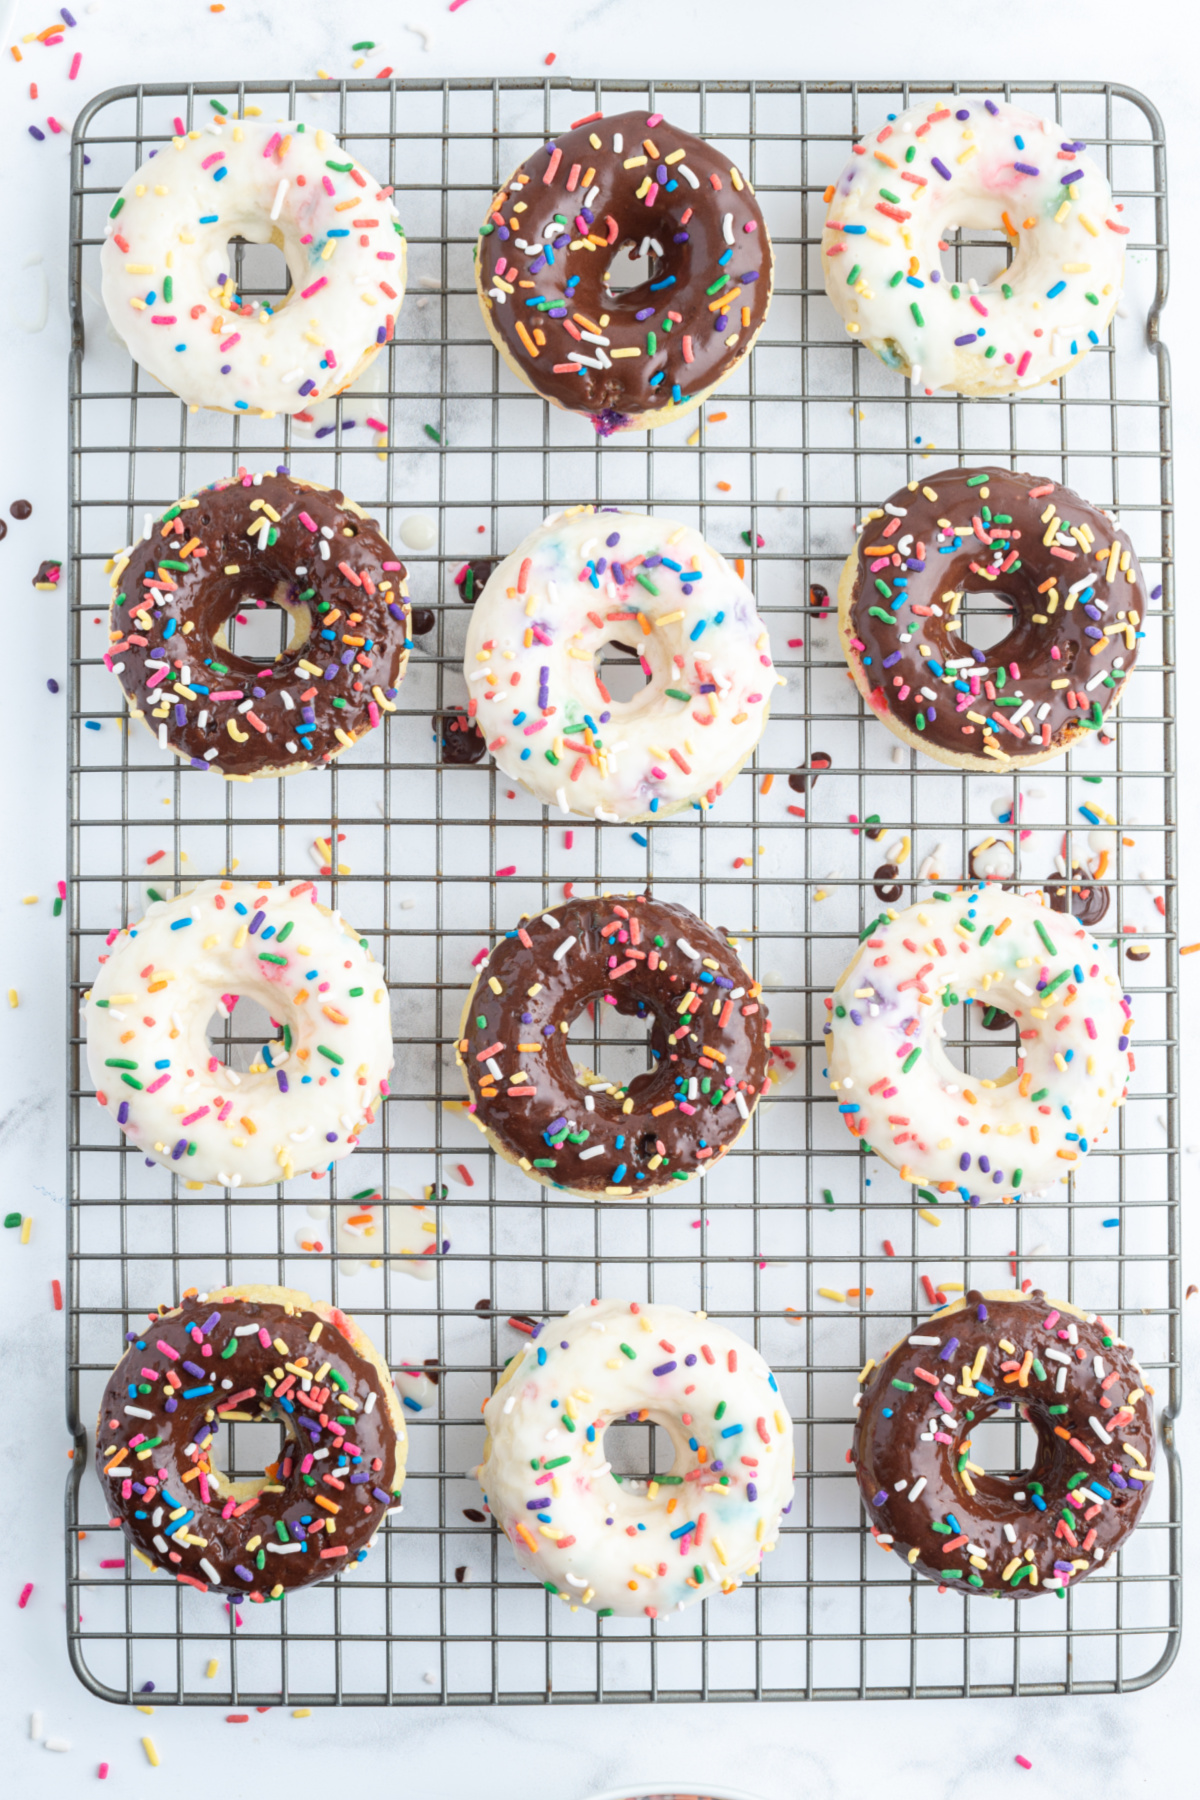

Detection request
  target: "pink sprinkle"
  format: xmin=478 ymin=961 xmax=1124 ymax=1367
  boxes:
xmin=182 ymin=1106 xmax=210 ymax=1127
xmin=219 ymin=332 xmax=241 ymax=352
xmin=17 ymin=1582 xmax=33 ymax=1608
xmin=564 ymin=830 xmax=574 ymax=849
xmin=298 ymin=511 xmax=318 ymax=532
xmin=744 ymin=220 xmax=757 ymax=232
xmin=787 ymin=637 xmax=804 ymax=647
xmin=365 ymin=415 xmax=387 ymax=431
xmin=156 ymin=1338 xmax=180 ymax=1359
xmin=258 ymin=1328 xmax=271 ymax=1349
xmin=150 ymin=315 xmax=178 ymax=325
xmin=201 ymin=151 xmax=226 ymax=170
xmin=496 ymin=865 xmax=517 ymax=878
xmin=969 ymin=296 xmax=988 ymax=316
xmin=449 ymin=0 xmax=471 ymax=9
xmin=646 ymin=113 xmax=664 ymax=127
xmin=1084 ymin=1017 xmax=1097 ymax=1039
xmin=145 ymin=1074 xmax=170 ymax=1094
xmin=301 ymin=276 xmax=328 ymax=300
xmin=99 ymin=1558 xmax=125 ymax=1568
xmin=1017 ymin=350 xmax=1032 ymax=377
xmin=173 ymin=117 xmax=185 ymax=136
xmin=1015 ymin=1757 xmax=1032 ymax=1771
xmin=322 ymin=175 xmax=336 ymax=196
xmin=99 ymin=1762 xmax=110 ymax=1779
xmin=48 ymin=115 xmax=64 ymax=134
xmin=57 ymin=879 xmax=67 ymax=899
xmin=263 ymin=132 xmax=281 ymax=159
xmin=471 ymin=948 xmax=489 ymax=967
xmin=650 ymin=765 xmax=668 ymax=780
xmin=368 ymin=701 xmax=380 ymax=729
xmin=381 ymin=560 xmax=403 ymax=571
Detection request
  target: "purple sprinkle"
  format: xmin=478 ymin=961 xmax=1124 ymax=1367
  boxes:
xmin=325 ymin=1131 xmax=338 ymax=1143
xmin=29 ymin=126 xmax=45 ymax=142
xmin=117 ymin=1101 xmax=130 ymax=1125
xmin=977 ymin=1303 xmax=988 ymax=1321
xmin=747 ymin=1482 xmax=757 ymax=1501
xmin=931 ymin=157 xmax=952 ymax=181
xmin=954 ymin=332 xmax=979 ymax=347
xmin=959 ymin=1152 xmax=971 ymax=1171
xmin=872 ymin=1490 xmax=888 ymax=1506
xmin=200 ymin=1311 xmax=220 ymax=1335
xmin=376 ymin=325 xmax=387 ymax=344
xmin=277 ymin=1070 xmax=289 ymax=1093
xmin=684 ymin=1353 xmax=697 ymax=1367
xmin=220 ymin=364 xmax=231 ymax=375
xmin=172 ymin=1138 xmax=187 ymax=1160
xmin=183 ymin=1360 xmax=206 ymax=1378
xmin=235 ymin=1565 xmax=254 ymax=1583
xmin=978 ymin=1155 xmax=990 ymax=1175
xmin=1013 ymin=162 xmax=1040 ymax=177
xmin=372 ymin=1487 xmax=391 ymax=1505
xmin=652 ymin=1361 xmax=677 ymax=1376
xmin=955 ymin=108 xmax=970 ymax=121
xmin=740 ymin=269 xmax=759 ymax=281
xmin=1151 ymin=584 xmax=1162 ymax=599
xmin=164 ymin=1396 xmax=177 ymax=1412
xmin=985 ymin=100 xmax=999 ymax=116
xmin=929 ymin=269 xmax=941 ymax=284
xmin=47 ymin=678 xmax=60 ymax=693
xmin=939 ymin=1337 xmax=959 ymax=1362
xmin=248 ymin=908 xmax=265 ymax=935
xmin=1061 ymin=169 xmax=1084 ymax=186
xmin=882 ymin=651 xmax=902 ymax=669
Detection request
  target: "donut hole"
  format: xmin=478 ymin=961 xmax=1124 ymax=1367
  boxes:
xmin=224 ymin=1415 xmax=290 ymax=1484
xmin=956 ymin=1407 xmax=1043 ymax=1489
xmin=596 ymin=641 xmax=654 ymax=705
xmin=935 ymin=225 xmax=1012 ymax=293
xmin=223 ymin=593 xmax=312 ymax=665
xmin=207 ymin=993 xmax=293 ymax=1075
xmin=603 ymin=1417 xmax=678 ymax=1483
xmin=950 ymin=585 xmax=1017 ymax=658
xmin=603 ymin=240 xmax=665 ymax=298
xmin=566 ymin=998 xmax=659 ymax=1097
xmin=228 ymin=236 xmax=293 ymax=308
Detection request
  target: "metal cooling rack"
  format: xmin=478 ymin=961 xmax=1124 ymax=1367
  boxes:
xmin=65 ymin=77 xmax=1180 ymax=1706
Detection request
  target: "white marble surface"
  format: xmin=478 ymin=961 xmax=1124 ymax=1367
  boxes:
xmin=1 ymin=0 xmax=1197 ymax=1792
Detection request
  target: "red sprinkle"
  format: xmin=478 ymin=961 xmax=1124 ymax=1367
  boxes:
xmin=455 ymin=1163 xmax=475 ymax=1188
xmin=18 ymin=1582 xmax=33 ymax=1608
xmin=52 ymin=1278 xmax=63 ymax=1311
xmin=496 ymin=865 xmax=517 ymax=878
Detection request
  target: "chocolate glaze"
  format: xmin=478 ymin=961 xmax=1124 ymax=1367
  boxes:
xmin=409 ymin=607 xmax=435 ymax=636
xmin=846 ymin=468 xmax=1145 ymax=763
xmin=1047 ymin=875 xmax=1111 ymax=926
xmin=458 ymin=895 xmax=770 ymax=1195
xmin=979 ymin=1001 xmax=1016 ymax=1032
xmin=109 ymin=473 xmax=411 ymax=777
xmin=873 ymin=863 xmax=903 ymax=904
xmin=437 ymin=710 xmax=487 ymax=764
xmin=853 ymin=1290 xmax=1154 ymax=1597
xmin=476 ymin=110 xmax=771 ymax=431
xmin=788 ymin=750 xmax=831 ymax=796
xmin=455 ymin=559 xmax=496 ymax=605
xmin=97 ymin=1292 xmax=404 ymax=1598
xmin=10 ymin=498 xmax=31 ymax=519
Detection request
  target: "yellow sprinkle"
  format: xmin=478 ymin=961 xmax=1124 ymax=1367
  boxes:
xmin=206 ymin=1658 xmax=219 ymax=1679
xmin=818 ymin=1287 xmax=847 ymax=1303
xmin=7 ymin=989 xmax=17 ymax=1008
xmin=20 ymin=1216 xmax=31 ymax=1244
xmin=918 ymin=1208 xmax=941 ymax=1227
xmin=141 ymin=1737 xmax=161 ymax=1767
xmin=21 ymin=895 xmax=38 ymax=905
xmin=293 ymin=1708 xmax=312 ymax=1717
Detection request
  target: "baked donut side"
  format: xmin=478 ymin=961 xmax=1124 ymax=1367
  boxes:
xmin=456 ymin=894 xmax=770 ymax=1198
xmin=837 ymin=467 xmax=1145 ymax=771
xmin=852 ymin=1289 xmax=1155 ymax=1597
xmin=478 ymin=1297 xmax=794 ymax=1619
xmin=100 ymin=117 xmax=405 ymax=416
xmin=475 ymin=109 xmax=773 ymax=435
xmin=106 ymin=471 xmax=411 ymax=779
xmin=824 ymin=884 xmax=1131 ymax=1199
xmin=97 ymin=1284 xmax=407 ymax=1599
xmin=821 ymin=98 xmax=1125 ymax=397
xmin=462 ymin=506 xmax=778 ymax=824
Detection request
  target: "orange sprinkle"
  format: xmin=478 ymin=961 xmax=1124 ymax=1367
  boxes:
xmin=735 ymin=558 xmax=745 ymax=579
xmin=708 ymin=411 xmax=728 ymax=423
xmin=760 ymin=773 xmax=774 ymax=796
xmin=716 ymin=480 xmax=732 ymax=492
xmin=1181 ymin=944 xmax=1200 ymax=956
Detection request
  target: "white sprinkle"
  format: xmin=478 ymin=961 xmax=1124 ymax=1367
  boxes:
xmin=486 ymin=1057 xmax=503 ymax=1080
xmin=29 ymin=1713 xmax=43 ymax=1741
xmin=883 ymin=503 xmax=908 ymax=517
xmin=907 ymin=1476 xmax=927 ymax=1502
xmin=722 ymin=211 xmax=734 ymax=245
xmin=1090 ymin=1415 xmax=1114 ymax=1445
xmin=1003 ymin=1523 xmax=1017 ymax=1543
xmin=552 ymin=935 xmax=577 ymax=961
xmin=907 ymin=1336 xmax=940 ymax=1346
xmin=678 ymin=163 xmax=699 ymax=188
xmin=677 ymin=938 xmax=700 ymax=959
xmin=266 ymin=1541 xmax=303 ymax=1554
xmin=44 ymin=1738 xmax=71 ymax=1754
xmin=123 ymin=1405 xmax=154 ymax=1419
xmin=200 ymin=1558 xmax=221 ymax=1584
xmin=503 ymin=1395 xmax=516 ymax=1414
xmin=1094 ymin=1354 xmax=1106 ymax=1379
xmin=541 ymin=912 xmax=560 ymax=927
xmin=612 ymin=134 xmax=623 ymax=154
xmin=577 ymin=1144 xmax=607 ymax=1160
xmin=270 ymin=178 xmax=289 ymax=221
xmin=734 ymin=1091 xmax=750 ymax=1120
xmin=586 ymin=1462 xmax=613 ymax=1480
xmin=1056 ymin=1366 xmax=1067 ymax=1393
xmin=565 ymin=1572 xmax=588 ymax=1587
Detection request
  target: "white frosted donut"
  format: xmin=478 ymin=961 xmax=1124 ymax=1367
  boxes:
xmin=462 ymin=507 xmax=779 ymax=822
xmin=821 ymin=97 xmax=1126 ymax=395
xmin=86 ymin=880 xmax=393 ymax=1188
xmin=477 ymin=1297 xmax=794 ymax=1620
xmin=825 ymin=884 xmax=1132 ymax=1199
xmin=100 ymin=116 xmax=405 ymax=416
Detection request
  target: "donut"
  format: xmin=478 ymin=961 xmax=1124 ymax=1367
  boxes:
xmin=475 ymin=110 xmax=772 ymax=435
xmin=462 ymin=507 xmax=778 ymax=822
xmin=86 ymin=880 xmax=393 ymax=1189
xmin=106 ymin=470 xmax=411 ymax=779
xmin=837 ymin=467 xmax=1145 ymax=770
xmin=477 ymin=1297 xmax=794 ymax=1619
xmin=852 ymin=1289 xmax=1154 ymax=1597
xmin=821 ymin=97 xmax=1126 ymax=395
xmin=457 ymin=894 xmax=770 ymax=1197
xmin=101 ymin=116 xmax=404 ymax=416
xmin=824 ymin=884 xmax=1131 ymax=1200
xmin=97 ymin=1284 xmax=406 ymax=1599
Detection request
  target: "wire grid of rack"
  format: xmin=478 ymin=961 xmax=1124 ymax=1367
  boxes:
xmin=65 ymin=77 xmax=1179 ymax=1707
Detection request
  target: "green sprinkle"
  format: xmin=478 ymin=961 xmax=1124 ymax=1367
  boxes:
xmin=258 ymin=952 xmax=288 ymax=966
xmin=647 ymin=330 xmax=657 ymax=354
xmin=879 ymin=188 xmax=901 ymax=204
xmin=352 ymin=39 xmax=376 ymax=49
xmin=889 ymin=269 xmax=905 ymax=287
xmin=1002 ymin=283 xmax=1013 ymax=299
xmin=705 ymin=274 xmax=730 ymax=296
xmin=1048 ymin=1404 xmax=1069 ymax=1415
xmin=979 ymin=924 xmax=994 ymax=946
xmin=104 ymin=1057 xmax=138 ymax=1070
xmin=317 ymin=1045 xmax=344 ymax=1065
xmin=110 ymin=196 xmax=125 ymax=218
xmin=693 ymin=1565 xmax=705 ymax=1583
xmin=869 ymin=605 xmax=893 ymax=623
xmin=619 ymin=1343 xmax=637 ymax=1360
xmin=915 ymin=712 xmax=926 ymax=731
xmin=967 ymin=1573 xmax=984 ymax=1589
xmin=275 ymin=921 xmax=293 ymax=943
xmin=917 ymin=1190 xmax=939 ymax=1206
xmin=543 ymin=748 xmax=560 ymax=766
xmin=544 ymin=1454 xmax=571 ymax=1469
xmin=966 ymin=475 xmax=989 ymax=488
xmin=901 ymin=1048 xmax=921 ymax=1073
xmin=846 ymin=263 xmax=862 ymax=285
xmin=1012 ymin=1169 xmax=1022 ymax=1187
xmin=910 ymin=302 xmax=925 ymax=327
xmin=562 ymin=1412 xmax=576 ymax=1432
xmin=221 ymin=1338 xmax=238 ymax=1359
xmin=597 ymin=1608 xmax=614 ymax=1618
xmin=1032 ymin=1359 xmax=1047 ymax=1381
xmin=1035 ymin=919 xmax=1058 ymax=956
xmin=532 ymin=1157 xmax=557 ymax=1169
xmin=931 ymin=1521 xmax=951 ymax=1534
xmin=3 ymin=1213 xmax=21 ymax=1229
xmin=941 ymin=1569 xmax=963 ymax=1581
xmin=424 ymin=423 xmax=442 ymax=443
xmin=715 ymin=1401 xmax=727 ymax=1420
xmin=950 ymin=284 xmax=961 ymax=300
xmin=823 ymin=1189 xmax=835 ymax=1206
xmin=1085 ymin=291 xmax=1099 ymax=305
xmin=210 ymin=99 xmax=229 ymax=115
xmin=958 ymin=917 xmax=976 ymax=933
xmin=635 ymin=572 xmax=660 ymax=597
xmin=665 ymin=687 xmax=691 ymax=701
xmin=325 ymin=159 xmax=354 ymax=172
xmin=874 ymin=578 xmax=894 ymax=599
xmin=891 ymin=1378 xmax=915 ymax=1392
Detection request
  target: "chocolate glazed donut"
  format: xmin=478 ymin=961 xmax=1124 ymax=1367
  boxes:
xmin=107 ymin=472 xmax=411 ymax=777
xmin=475 ymin=110 xmax=772 ymax=435
xmin=457 ymin=894 xmax=770 ymax=1197
xmin=96 ymin=1285 xmax=406 ymax=1600
xmin=838 ymin=467 xmax=1147 ymax=770
xmin=852 ymin=1289 xmax=1155 ymax=1598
